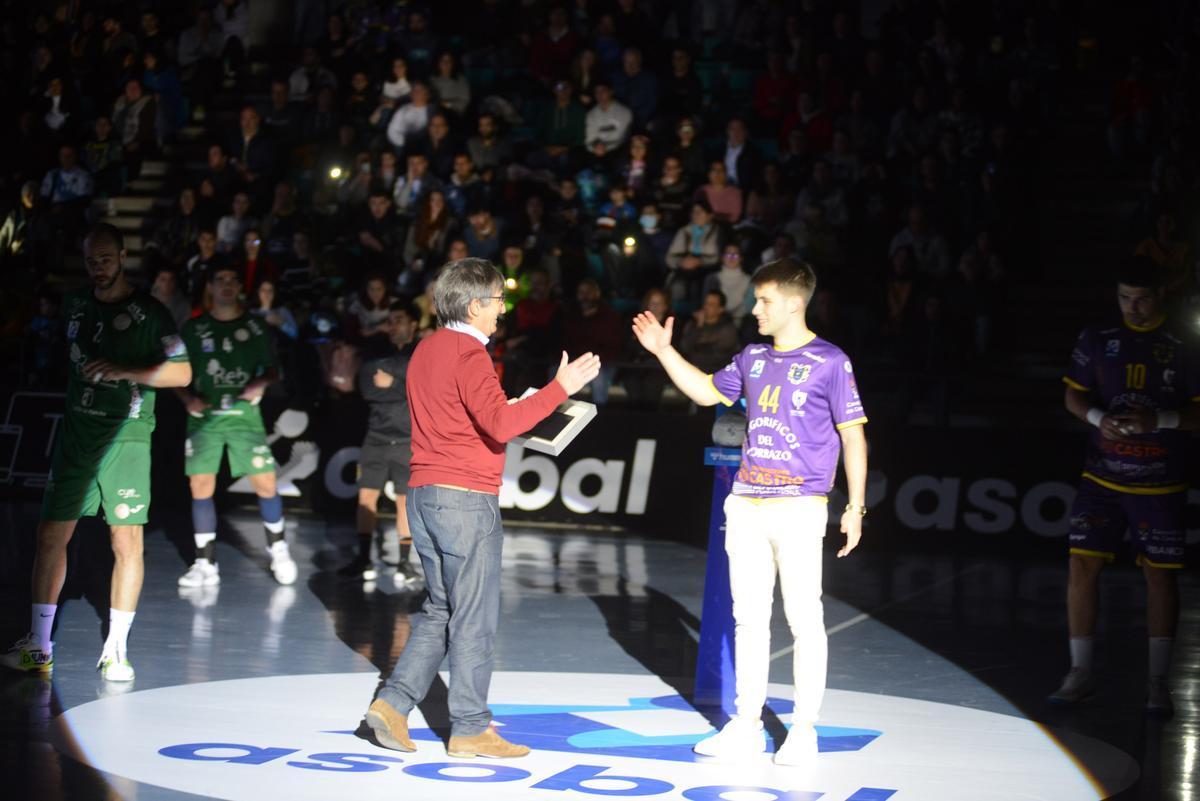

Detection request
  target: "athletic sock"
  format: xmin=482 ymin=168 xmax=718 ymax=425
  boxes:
xmin=355 ymin=532 xmax=372 ymax=561
xmin=194 ymin=531 xmax=216 ymax=562
xmin=193 ymin=497 xmax=218 ymax=560
xmin=31 ymin=603 xmax=57 ymax=649
xmin=1069 ymin=637 xmax=1094 ymax=671
xmin=1149 ymin=637 xmax=1174 ymax=679
xmin=399 ymin=540 xmax=411 ymax=562
xmin=105 ymin=609 xmax=136 ymax=656
xmin=259 ymin=494 xmax=285 ymax=546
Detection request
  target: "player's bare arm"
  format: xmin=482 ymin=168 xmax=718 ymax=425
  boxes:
xmin=837 ymin=423 xmax=867 ymax=558
xmin=632 ymin=312 xmax=722 ymax=406
xmin=239 ymin=368 xmax=280 ymax=401
xmin=1064 ymin=386 xmax=1130 ymax=442
xmin=83 ymin=358 xmax=192 ymax=388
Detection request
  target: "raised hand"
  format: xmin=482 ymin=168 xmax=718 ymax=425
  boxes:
xmin=555 ymin=351 xmax=602 ymax=395
xmin=631 ymin=312 xmax=675 ymax=356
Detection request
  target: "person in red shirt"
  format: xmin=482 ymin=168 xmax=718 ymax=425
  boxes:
xmin=361 ymin=257 xmax=600 ymax=759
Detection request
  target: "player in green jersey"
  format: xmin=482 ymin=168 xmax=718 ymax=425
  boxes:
xmin=175 ymin=264 xmax=297 ymax=588
xmin=1 ymin=224 xmax=193 ymax=681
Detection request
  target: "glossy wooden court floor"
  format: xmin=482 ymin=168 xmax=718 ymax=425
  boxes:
xmin=0 ymin=504 xmax=1195 ymax=800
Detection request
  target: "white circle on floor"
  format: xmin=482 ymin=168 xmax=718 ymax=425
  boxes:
xmin=53 ymin=672 xmax=1137 ymax=801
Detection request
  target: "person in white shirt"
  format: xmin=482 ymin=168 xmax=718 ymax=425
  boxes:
xmin=387 ymin=83 xmax=433 ymax=150
xmin=585 ymin=83 xmax=632 ymax=152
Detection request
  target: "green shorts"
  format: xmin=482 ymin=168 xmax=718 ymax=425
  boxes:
xmin=42 ymin=439 xmax=152 ymax=525
xmin=185 ymin=426 xmax=275 ymax=478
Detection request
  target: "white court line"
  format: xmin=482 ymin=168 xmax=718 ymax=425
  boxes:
xmin=770 ymin=565 xmax=986 ymax=662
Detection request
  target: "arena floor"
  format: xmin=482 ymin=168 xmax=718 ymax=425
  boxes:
xmin=0 ymin=505 xmax=1195 ymax=800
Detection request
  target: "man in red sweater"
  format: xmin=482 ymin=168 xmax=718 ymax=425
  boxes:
xmin=362 ymin=257 xmax=600 ymax=758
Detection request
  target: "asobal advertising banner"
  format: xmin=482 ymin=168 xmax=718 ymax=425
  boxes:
xmin=1 ymin=389 xmax=1197 ymax=552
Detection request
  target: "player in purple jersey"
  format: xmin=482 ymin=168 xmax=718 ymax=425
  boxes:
xmin=1052 ymin=258 xmax=1199 ymax=714
xmin=633 ymin=257 xmax=867 ymax=766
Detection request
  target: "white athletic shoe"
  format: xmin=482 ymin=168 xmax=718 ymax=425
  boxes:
xmin=1147 ymin=677 xmax=1174 ymax=715
xmin=693 ymin=716 xmax=766 ymax=758
xmin=97 ymin=645 xmax=135 ymax=682
xmin=1048 ymin=667 xmax=1097 ymax=704
xmin=178 ymin=559 xmax=221 ymax=588
xmin=269 ymin=541 xmax=298 ymax=585
xmin=1 ymin=633 xmax=53 ymax=673
xmin=774 ymin=724 xmax=818 ymax=766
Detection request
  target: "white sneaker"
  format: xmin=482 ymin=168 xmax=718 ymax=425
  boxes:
xmin=97 ymin=645 xmax=135 ymax=682
xmin=1147 ymin=677 xmax=1174 ymax=715
xmin=693 ymin=716 xmax=766 ymax=758
xmin=178 ymin=559 xmax=220 ymax=587
xmin=269 ymin=541 xmax=298 ymax=585
xmin=1 ymin=633 xmax=53 ymax=673
xmin=774 ymin=724 xmax=818 ymax=766
xmin=1048 ymin=667 xmax=1097 ymax=704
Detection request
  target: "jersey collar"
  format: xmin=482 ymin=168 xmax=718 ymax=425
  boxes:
xmin=1124 ymin=315 xmax=1165 ymax=333
xmin=772 ymin=330 xmax=817 ymax=352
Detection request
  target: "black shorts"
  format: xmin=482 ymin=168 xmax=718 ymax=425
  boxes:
xmin=357 ymin=439 xmax=412 ymax=491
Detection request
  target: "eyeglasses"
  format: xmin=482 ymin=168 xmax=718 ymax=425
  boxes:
xmin=723 ymin=252 xmax=741 ymax=260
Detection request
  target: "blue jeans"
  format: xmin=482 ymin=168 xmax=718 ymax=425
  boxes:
xmin=377 ymin=485 xmax=503 ymax=736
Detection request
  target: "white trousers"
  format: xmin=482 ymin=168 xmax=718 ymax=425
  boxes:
xmin=723 ymin=494 xmax=828 ymax=725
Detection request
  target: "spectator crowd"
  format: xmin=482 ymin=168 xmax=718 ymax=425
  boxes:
xmin=0 ymin=0 xmax=1071 ymax=411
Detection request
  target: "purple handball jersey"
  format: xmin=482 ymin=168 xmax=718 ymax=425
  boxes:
xmin=1064 ymin=318 xmax=1199 ymax=493
xmin=711 ymin=336 xmax=867 ymax=498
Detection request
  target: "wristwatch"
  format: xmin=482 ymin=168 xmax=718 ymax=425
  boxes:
xmin=844 ymin=504 xmax=868 ymax=517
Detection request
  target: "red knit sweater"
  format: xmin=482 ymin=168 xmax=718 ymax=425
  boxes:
xmin=407 ymin=327 xmax=568 ymax=493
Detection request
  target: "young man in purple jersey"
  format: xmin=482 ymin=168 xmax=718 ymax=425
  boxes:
xmin=633 ymin=257 xmax=867 ymax=765
xmin=1053 ymin=258 xmax=1199 ymax=714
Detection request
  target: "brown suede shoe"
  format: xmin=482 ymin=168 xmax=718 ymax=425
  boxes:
xmin=364 ymin=699 xmax=416 ymax=752
xmin=446 ymin=725 xmax=530 ymax=758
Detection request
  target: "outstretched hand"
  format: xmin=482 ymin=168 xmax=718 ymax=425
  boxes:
xmin=631 ymin=312 xmax=675 ymax=355
xmin=555 ymin=351 xmax=602 ymax=395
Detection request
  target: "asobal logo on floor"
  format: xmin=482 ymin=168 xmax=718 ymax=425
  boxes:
xmin=53 ymin=673 xmax=1132 ymax=801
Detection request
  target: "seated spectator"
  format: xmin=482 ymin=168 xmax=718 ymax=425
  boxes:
xmin=945 ymin=249 xmax=1002 ymax=357
xmin=672 ymin=117 xmax=707 ymax=181
xmin=142 ymin=51 xmax=185 ymax=140
xmin=888 ymin=85 xmax=938 ymax=163
xmin=759 ymin=232 xmax=798 ymax=265
xmin=289 ymin=46 xmax=337 ymax=102
xmin=403 ymin=190 xmax=456 ymax=272
xmin=82 ymin=116 xmax=124 ymax=197
xmin=696 ymin=161 xmax=743 ymax=224
xmin=512 ymin=195 xmax=555 ymax=260
xmin=235 ymin=229 xmax=280 ymax=291
xmin=150 ymin=266 xmax=192 ymax=329
xmin=281 ymin=231 xmax=316 ymax=297
xmin=535 ymin=79 xmax=586 ymax=169
xmin=570 ymin=48 xmax=599 ymax=108
xmin=301 ymin=86 xmax=344 ymax=148
xmin=216 ymin=191 xmax=258 ymax=253
xmin=261 ymin=182 xmax=306 ymax=259
xmin=199 ymin=143 xmax=237 ymax=219
xmin=658 ymin=46 xmax=704 ymax=124
xmin=653 ymin=155 xmax=693 ymax=231
xmin=446 ymin=238 xmax=470 ymax=261
xmin=40 ymin=76 xmax=78 ymax=140
xmin=827 ymin=130 xmax=862 ymax=184
xmin=1135 ymin=211 xmax=1192 ymax=293
xmin=703 ymin=243 xmax=752 ymax=324
xmin=889 ymin=205 xmax=950 ymax=279
xmin=665 ymin=200 xmax=722 ymax=306
xmin=345 ymin=70 xmax=376 ymax=129
xmin=111 ymin=78 xmax=157 ymax=176
xmin=229 ymin=106 xmax=279 ymax=201
xmin=0 ymin=182 xmax=41 ymax=275
xmin=614 ymin=47 xmax=658 ymax=130
xmin=464 ymin=206 xmax=503 ymax=261
xmin=148 ymin=187 xmax=201 ymax=269
xmin=386 ymin=82 xmax=433 ymax=150
xmin=504 ymin=268 xmax=562 ymax=394
xmin=374 ymin=150 xmax=401 ymax=197
xmin=562 ymin=278 xmax=622 ymax=404
xmin=781 ymin=91 xmax=833 ymax=154
xmin=745 ymin=162 xmax=792 ymax=232
xmin=616 ymin=135 xmax=653 ymax=201
xmin=261 ymin=79 xmax=302 ymax=148
xmin=423 ymin=112 xmax=458 ymax=180
xmin=399 ymin=10 xmax=439 ymax=76
xmin=445 ymin=153 xmax=486 ymax=217
xmin=717 ymin=117 xmax=762 ymax=191
xmin=794 ymin=160 xmax=848 ymax=229
xmin=431 ymin=51 xmax=471 ymax=117
xmin=586 ymin=83 xmax=632 ymax=152
xmin=621 ymin=287 xmax=673 ymax=409
xmin=530 ymin=6 xmax=578 ymax=85
xmin=634 ymin=203 xmax=673 ymax=267
xmin=24 ymin=289 xmax=64 ymax=388
xmin=382 ymin=56 xmax=412 ymax=102
xmin=753 ymin=51 xmax=798 ymax=125
xmin=185 ymin=229 xmax=230 ymax=305
xmin=599 ymin=185 xmax=637 ymax=223
xmin=39 ymin=144 xmax=92 ymax=234
xmin=467 ymin=112 xmax=515 ymax=178
xmin=251 ymin=277 xmax=300 ymax=340
xmin=392 ymin=152 xmax=441 ymax=219
xmin=357 ymin=190 xmax=403 ymax=274
xmin=883 ymin=245 xmax=923 ymax=340
xmin=347 ymin=273 xmax=394 ymax=340
xmin=337 ymin=151 xmax=375 ymax=209
xmin=680 ymin=290 xmax=742 ymax=373
xmin=498 ymin=245 xmax=534 ymax=311
xmin=178 ymin=6 xmax=224 ymax=110
xmin=836 ymin=89 xmax=884 ymax=158
xmin=780 ymin=127 xmax=816 ymax=186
